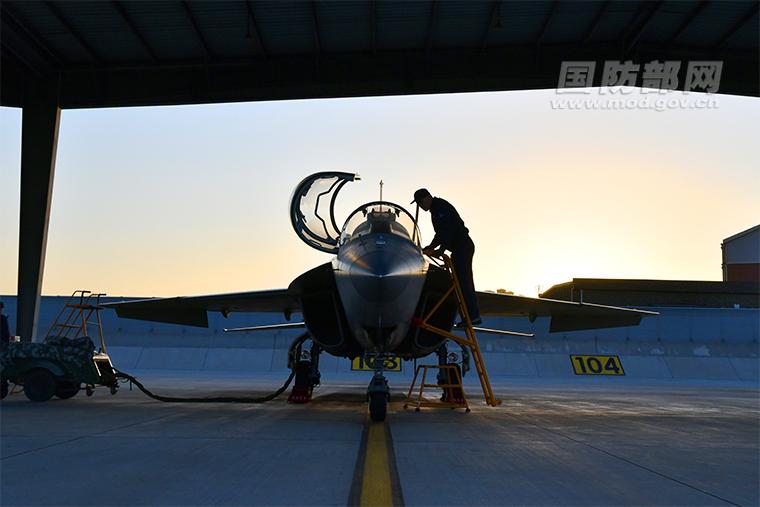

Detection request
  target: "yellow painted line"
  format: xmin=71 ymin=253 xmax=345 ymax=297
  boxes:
xmin=359 ymin=423 xmax=394 ymax=506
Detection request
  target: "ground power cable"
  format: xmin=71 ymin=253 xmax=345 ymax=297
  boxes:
xmin=114 ymin=369 xmax=295 ymax=404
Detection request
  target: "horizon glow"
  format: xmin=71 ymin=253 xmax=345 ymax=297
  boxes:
xmin=1 ymin=89 xmax=758 ymax=298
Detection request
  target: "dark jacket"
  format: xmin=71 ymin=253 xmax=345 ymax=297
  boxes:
xmin=428 ymin=197 xmax=470 ymax=251
xmin=1 ymin=313 xmax=10 ymax=343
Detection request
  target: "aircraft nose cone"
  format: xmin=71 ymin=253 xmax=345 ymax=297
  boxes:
xmin=351 ymin=250 xmax=409 ymax=277
xmin=349 ymin=251 xmax=413 ymax=302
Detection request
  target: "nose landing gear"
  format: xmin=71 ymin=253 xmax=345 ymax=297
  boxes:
xmin=367 ymin=372 xmax=390 ymax=422
xmin=365 ymin=353 xmax=392 ymax=421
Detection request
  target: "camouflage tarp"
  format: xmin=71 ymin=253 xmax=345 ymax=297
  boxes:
xmin=0 ymin=336 xmax=95 ymax=370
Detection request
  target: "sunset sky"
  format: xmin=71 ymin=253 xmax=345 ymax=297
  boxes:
xmin=1 ymin=88 xmax=758 ymax=298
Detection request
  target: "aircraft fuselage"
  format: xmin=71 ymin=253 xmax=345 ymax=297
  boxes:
xmin=333 ymin=230 xmax=428 ymax=353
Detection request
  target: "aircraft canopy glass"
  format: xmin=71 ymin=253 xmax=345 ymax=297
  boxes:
xmin=340 ymin=201 xmax=421 ymax=247
xmin=290 ymin=172 xmax=360 ymax=253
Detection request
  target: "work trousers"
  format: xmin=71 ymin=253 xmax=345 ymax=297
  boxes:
xmin=450 ymin=236 xmax=480 ymax=321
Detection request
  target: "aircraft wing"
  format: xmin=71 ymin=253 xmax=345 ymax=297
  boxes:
xmin=476 ymin=292 xmax=657 ymax=332
xmin=102 ymin=289 xmax=300 ymax=327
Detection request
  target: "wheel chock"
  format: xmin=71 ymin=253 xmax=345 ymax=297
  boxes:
xmin=287 ymin=385 xmax=313 ymax=404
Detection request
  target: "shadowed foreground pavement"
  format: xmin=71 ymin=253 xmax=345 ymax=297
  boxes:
xmin=1 ymin=373 xmax=758 ymax=506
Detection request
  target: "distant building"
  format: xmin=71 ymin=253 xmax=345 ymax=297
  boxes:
xmin=722 ymin=225 xmax=760 ymax=283
xmin=540 ymin=279 xmax=759 ymax=309
xmin=541 ymin=225 xmax=760 ymax=307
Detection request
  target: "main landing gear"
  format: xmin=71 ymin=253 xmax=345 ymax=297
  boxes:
xmin=436 ymin=342 xmax=467 ymax=405
xmin=288 ymin=335 xmax=321 ymax=404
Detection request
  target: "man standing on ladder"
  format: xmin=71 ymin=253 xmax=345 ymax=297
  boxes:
xmin=411 ymin=188 xmax=481 ymax=327
xmin=0 ymin=301 xmax=10 ymax=345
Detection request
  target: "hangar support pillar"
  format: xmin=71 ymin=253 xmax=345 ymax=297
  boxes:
xmin=16 ymin=84 xmax=60 ymax=342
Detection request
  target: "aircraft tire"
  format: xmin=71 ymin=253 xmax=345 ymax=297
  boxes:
xmin=369 ymin=391 xmax=387 ymax=422
xmin=1 ymin=378 xmax=8 ymax=400
xmin=23 ymin=368 xmax=56 ymax=402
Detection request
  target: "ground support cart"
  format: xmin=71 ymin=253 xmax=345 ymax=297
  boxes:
xmin=0 ymin=291 xmax=118 ymax=402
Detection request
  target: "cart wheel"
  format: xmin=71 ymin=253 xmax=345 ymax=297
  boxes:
xmin=1 ymin=378 xmax=8 ymax=400
xmin=55 ymin=381 xmax=80 ymax=400
xmin=23 ymin=369 xmax=56 ymax=402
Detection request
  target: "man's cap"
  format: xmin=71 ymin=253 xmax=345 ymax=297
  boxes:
xmin=410 ymin=188 xmax=432 ymax=204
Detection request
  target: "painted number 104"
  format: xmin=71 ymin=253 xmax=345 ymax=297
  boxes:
xmin=570 ymin=355 xmax=625 ymax=376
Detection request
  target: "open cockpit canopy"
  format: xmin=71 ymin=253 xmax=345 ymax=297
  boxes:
xmin=340 ymin=201 xmax=421 ymax=248
xmin=289 ymin=172 xmax=360 ymax=254
xmin=290 ymin=172 xmax=421 ymax=253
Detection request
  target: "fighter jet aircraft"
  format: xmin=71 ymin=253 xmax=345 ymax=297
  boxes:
xmin=106 ymin=172 xmax=656 ymax=420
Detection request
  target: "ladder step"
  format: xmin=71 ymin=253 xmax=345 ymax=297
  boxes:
xmin=412 ymin=402 xmax=467 ymax=408
xmin=65 ymin=304 xmax=98 ymax=310
xmin=422 ymin=383 xmax=461 ymax=388
xmin=411 ymin=401 xmax=467 ymax=408
xmin=57 ymin=324 xmax=82 ymax=328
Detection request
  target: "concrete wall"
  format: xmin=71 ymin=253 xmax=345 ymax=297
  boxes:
xmin=1 ymin=295 xmax=758 ymax=381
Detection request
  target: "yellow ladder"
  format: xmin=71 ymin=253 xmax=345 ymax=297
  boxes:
xmin=404 ymin=364 xmax=470 ymax=412
xmin=413 ymin=255 xmax=501 ymax=407
xmin=44 ymin=290 xmax=108 ymax=353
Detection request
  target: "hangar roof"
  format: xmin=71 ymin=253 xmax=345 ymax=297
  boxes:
xmin=541 ymin=278 xmax=760 ymax=308
xmin=723 ymin=224 xmax=760 ymax=244
xmin=2 ymin=0 xmax=758 ymax=109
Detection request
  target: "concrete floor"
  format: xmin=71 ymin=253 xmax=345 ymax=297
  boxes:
xmin=1 ymin=372 xmax=758 ymax=506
